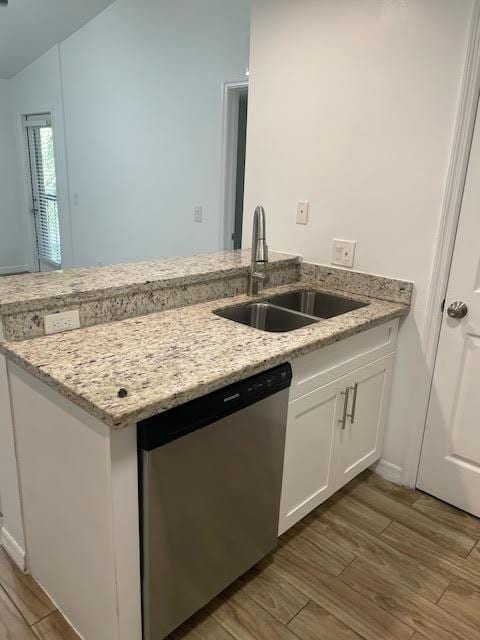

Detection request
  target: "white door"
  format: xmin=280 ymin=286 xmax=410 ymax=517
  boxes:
xmin=279 ymin=380 xmax=339 ymax=534
xmin=335 ymin=355 xmax=394 ymax=490
xmin=417 ymin=103 xmax=480 ymax=517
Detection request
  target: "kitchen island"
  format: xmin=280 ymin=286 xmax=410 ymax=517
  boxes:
xmin=0 ymin=250 xmax=411 ymax=640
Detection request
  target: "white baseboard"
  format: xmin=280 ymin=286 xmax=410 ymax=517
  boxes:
xmin=371 ymin=458 xmax=403 ymax=485
xmin=0 ymin=265 xmax=31 ymax=276
xmin=0 ymin=526 xmax=26 ymax=571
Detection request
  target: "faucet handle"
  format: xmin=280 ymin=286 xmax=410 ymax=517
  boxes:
xmin=255 ymin=266 xmax=269 ymax=285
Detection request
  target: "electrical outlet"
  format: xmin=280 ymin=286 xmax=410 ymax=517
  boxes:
xmin=296 ymin=201 xmax=309 ymax=225
xmin=44 ymin=310 xmax=80 ymax=335
xmin=194 ymin=206 xmax=203 ymax=223
xmin=332 ymin=239 xmax=356 ymax=268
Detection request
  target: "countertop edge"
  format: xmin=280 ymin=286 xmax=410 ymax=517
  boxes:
xmin=0 ymin=303 xmax=408 ymax=430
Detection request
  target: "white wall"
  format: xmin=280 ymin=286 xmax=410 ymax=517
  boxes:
xmin=59 ymin=0 xmax=250 ymax=266
xmin=9 ymin=45 xmax=74 ymax=269
xmin=0 ymin=79 xmax=25 ymax=273
xmin=244 ymin=0 xmax=474 ymax=477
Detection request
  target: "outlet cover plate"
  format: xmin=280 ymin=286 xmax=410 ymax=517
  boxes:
xmin=296 ymin=201 xmax=309 ymax=225
xmin=44 ymin=310 xmax=80 ymax=335
xmin=332 ymin=239 xmax=356 ymax=268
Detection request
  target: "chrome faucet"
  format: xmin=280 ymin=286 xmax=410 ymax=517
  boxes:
xmin=248 ymin=205 xmax=269 ymax=296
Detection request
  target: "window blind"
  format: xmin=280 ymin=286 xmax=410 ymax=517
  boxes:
xmin=25 ymin=116 xmax=62 ymax=266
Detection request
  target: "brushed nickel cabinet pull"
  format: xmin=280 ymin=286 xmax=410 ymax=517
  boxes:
xmin=338 ymin=387 xmax=350 ymax=430
xmin=347 ymin=383 xmax=359 ymax=424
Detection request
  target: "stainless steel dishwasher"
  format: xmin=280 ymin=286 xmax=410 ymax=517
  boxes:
xmin=138 ymin=363 xmax=292 ymax=640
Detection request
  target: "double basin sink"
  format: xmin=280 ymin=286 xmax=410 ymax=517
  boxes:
xmin=214 ymin=290 xmax=368 ymax=333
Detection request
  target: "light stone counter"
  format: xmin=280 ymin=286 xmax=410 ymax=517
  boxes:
xmin=0 ymin=281 xmax=410 ymax=429
xmin=0 ymin=250 xmax=299 ymax=315
xmin=0 ymin=250 xmax=300 ymax=341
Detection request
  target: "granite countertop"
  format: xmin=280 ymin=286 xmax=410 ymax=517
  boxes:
xmin=0 ymin=282 xmax=409 ymax=429
xmin=0 ymin=250 xmax=298 ymax=315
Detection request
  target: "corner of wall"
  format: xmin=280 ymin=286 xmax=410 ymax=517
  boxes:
xmin=371 ymin=458 xmax=403 ymax=486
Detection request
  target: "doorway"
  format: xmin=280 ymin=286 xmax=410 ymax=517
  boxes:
xmin=24 ymin=113 xmax=62 ymax=272
xmin=222 ymin=82 xmax=248 ymax=250
xmin=417 ymin=98 xmax=480 ymax=517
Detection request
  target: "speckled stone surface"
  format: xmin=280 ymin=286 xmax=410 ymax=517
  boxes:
xmin=0 ymin=250 xmax=299 ymax=314
xmin=302 ymin=262 xmax=413 ymax=305
xmin=0 ymin=281 xmax=409 ymax=429
xmin=1 ymin=260 xmax=299 ymax=341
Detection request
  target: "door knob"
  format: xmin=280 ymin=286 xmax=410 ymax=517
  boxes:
xmin=447 ymin=301 xmax=468 ymax=319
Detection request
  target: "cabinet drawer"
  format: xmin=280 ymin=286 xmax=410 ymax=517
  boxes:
xmin=290 ymin=319 xmax=398 ymax=401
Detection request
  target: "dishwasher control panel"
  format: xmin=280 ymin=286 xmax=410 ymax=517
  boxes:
xmin=138 ymin=362 xmax=292 ymax=450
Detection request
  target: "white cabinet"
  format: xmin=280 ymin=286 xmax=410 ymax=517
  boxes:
xmin=334 ymin=354 xmax=394 ymax=489
xmin=279 ymin=320 xmax=398 ymax=535
xmin=279 ymin=380 xmax=339 ymax=531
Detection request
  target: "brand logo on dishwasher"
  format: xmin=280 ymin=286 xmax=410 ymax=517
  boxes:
xmin=224 ymin=393 xmax=240 ymax=403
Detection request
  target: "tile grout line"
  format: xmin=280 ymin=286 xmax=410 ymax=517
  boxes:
xmin=434 ymin=579 xmax=480 ymax=633
xmin=239 ymin=589 xmax=305 ymax=637
xmin=349 ymin=488 xmax=477 ymax=560
xmin=0 ymin=580 xmax=39 ymax=633
xmin=284 ymin=599 xmax=311 ymax=627
xmin=336 ymin=550 xmax=361 ymax=578
xmin=285 ymin=587 xmax=374 ymax=640
xmin=467 ymin=540 xmax=480 ymax=560
xmin=337 ymin=556 xmax=480 ymax=640
xmin=30 ymin=608 xmax=60 ymax=629
xmin=376 ymin=517 xmax=394 ymax=537
xmin=280 ymin=557 xmax=407 ymax=640
xmin=435 ymin=576 xmax=453 ymax=605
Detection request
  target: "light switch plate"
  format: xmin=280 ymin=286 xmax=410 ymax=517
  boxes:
xmin=194 ymin=206 xmax=203 ymax=223
xmin=44 ymin=310 xmax=80 ymax=335
xmin=296 ymin=201 xmax=309 ymax=225
xmin=332 ymin=239 xmax=356 ymax=268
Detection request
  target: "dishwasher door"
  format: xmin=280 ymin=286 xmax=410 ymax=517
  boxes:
xmin=139 ymin=365 xmax=290 ymax=640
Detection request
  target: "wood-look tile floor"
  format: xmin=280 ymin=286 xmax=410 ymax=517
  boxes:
xmin=0 ymin=547 xmax=79 ymax=639
xmin=2 ymin=470 xmax=480 ymax=640
xmin=171 ymin=471 xmax=480 ymax=640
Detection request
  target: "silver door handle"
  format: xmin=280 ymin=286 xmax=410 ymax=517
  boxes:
xmin=447 ymin=301 xmax=468 ymax=319
xmin=338 ymin=387 xmax=350 ymax=430
xmin=347 ymin=383 xmax=358 ymax=424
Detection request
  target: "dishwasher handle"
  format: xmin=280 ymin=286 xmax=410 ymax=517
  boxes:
xmin=138 ymin=363 xmax=292 ymax=451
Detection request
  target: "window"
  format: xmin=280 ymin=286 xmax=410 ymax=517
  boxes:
xmin=25 ymin=114 xmax=62 ymax=267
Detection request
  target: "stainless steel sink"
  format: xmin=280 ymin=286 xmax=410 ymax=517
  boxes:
xmin=214 ymin=290 xmax=368 ymax=333
xmin=267 ymin=289 xmax=368 ymax=319
xmin=214 ymin=302 xmax=319 ymax=332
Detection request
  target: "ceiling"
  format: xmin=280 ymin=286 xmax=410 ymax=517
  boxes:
xmin=0 ymin=0 xmax=116 ymax=79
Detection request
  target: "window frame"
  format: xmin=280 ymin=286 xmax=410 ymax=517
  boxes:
xmin=23 ymin=113 xmax=62 ymax=269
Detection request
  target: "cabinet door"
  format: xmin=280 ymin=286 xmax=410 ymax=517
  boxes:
xmin=334 ymin=354 xmax=394 ymax=490
xmin=279 ymin=380 xmax=339 ymax=535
